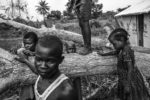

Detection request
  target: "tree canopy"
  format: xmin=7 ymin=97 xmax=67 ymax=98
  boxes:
xmin=47 ymin=10 xmax=62 ymax=20
xmin=36 ymin=0 xmax=50 ymax=17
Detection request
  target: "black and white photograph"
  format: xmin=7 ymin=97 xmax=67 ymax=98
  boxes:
xmin=0 ymin=0 xmax=150 ymax=100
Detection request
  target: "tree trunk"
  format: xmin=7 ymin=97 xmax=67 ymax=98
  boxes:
xmin=11 ymin=0 xmax=14 ymax=19
xmin=0 ymin=47 xmax=150 ymax=95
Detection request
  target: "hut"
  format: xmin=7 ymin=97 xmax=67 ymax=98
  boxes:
xmin=115 ymin=0 xmax=150 ymax=48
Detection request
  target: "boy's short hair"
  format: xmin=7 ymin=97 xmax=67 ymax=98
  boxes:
xmin=108 ymin=28 xmax=129 ymax=42
xmin=24 ymin=32 xmax=38 ymax=44
xmin=37 ymin=35 xmax=63 ymax=57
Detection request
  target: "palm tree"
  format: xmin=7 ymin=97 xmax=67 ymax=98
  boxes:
xmin=36 ymin=0 xmax=50 ymax=24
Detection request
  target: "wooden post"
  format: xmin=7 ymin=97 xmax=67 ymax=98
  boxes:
xmin=74 ymin=77 xmax=82 ymax=100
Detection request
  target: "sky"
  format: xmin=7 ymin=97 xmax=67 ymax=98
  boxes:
xmin=0 ymin=0 xmax=143 ymax=21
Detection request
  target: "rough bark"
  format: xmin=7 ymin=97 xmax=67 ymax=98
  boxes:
xmin=1 ymin=18 xmax=150 ymax=96
xmin=0 ymin=47 xmax=150 ymax=95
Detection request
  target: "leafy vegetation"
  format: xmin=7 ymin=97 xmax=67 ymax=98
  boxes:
xmin=47 ymin=10 xmax=62 ymax=20
xmin=36 ymin=0 xmax=50 ymax=26
xmin=4 ymin=0 xmax=28 ymax=19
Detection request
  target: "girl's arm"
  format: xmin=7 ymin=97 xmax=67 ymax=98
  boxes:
xmin=97 ymin=50 xmax=117 ymax=56
xmin=123 ymin=48 xmax=134 ymax=93
xmin=125 ymin=59 xmax=133 ymax=93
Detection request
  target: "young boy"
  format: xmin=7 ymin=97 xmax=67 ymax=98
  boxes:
xmin=18 ymin=32 xmax=38 ymax=57
xmin=19 ymin=35 xmax=78 ymax=100
xmin=15 ymin=32 xmax=38 ymax=63
xmin=64 ymin=41 xmax=76 ymax=53
xmin=68 ymin=0 xmax=92 ymax=55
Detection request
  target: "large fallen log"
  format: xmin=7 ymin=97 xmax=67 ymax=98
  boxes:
xmin=1 ymin=18 xmax=150 ymax=97
xmin=0 ymin=47 xmax=150 ymax=95
xmin=1 ymin=18 xmax=150 ymax=54
xmin=0 ymin=18 xmax=105 ymax=48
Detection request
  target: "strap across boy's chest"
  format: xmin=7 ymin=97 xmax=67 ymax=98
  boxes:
xmin=34 ymin=74 xmax=68 ymax=100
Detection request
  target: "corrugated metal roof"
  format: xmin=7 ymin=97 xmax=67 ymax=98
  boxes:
xmin=115 ymin=0 xmax=150 ymax=17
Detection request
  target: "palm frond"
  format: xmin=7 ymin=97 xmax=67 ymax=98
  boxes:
xmin=36 ymin=0 xmax=50 ymax=16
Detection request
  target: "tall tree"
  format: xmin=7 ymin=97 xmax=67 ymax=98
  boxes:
xmin=11 ymin=0 xmax=14 ymax=18
xmin=5 ymin=0 xmax=28 ymax=19
xmin=36 ymin=0 xmax=50 ymax=25
xmin=15 ymin=0 xmax=28 ymax=17
xmin=91 ymin=3 xmax=103 ymax=19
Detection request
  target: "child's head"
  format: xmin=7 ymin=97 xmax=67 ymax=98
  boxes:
xmin=23 ymin=32 xmax=38 ymax=51
xmin=108 ymin=28 xmax=129 ymax=50
xmin=34 ymin=35 xmax=64 ymax=78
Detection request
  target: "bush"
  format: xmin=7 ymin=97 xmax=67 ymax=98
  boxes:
xmin=91 ymin=28 xmax=107 ymax=38
xmin=56 ymin=22 xmax=108 ymax=38
xmin=90 ymin=20 xmax=102 ymax=28
xmin=13 ymin=17 xmax=28 ymax=25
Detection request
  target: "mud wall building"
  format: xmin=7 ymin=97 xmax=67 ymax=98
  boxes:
xmin=115 ymin=0 xmax=150 ymax=48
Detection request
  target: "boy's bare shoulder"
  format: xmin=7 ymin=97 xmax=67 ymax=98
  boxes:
xmin=61 ymin=79 xmax=74 ymax=93
xmin=59 ymin=79 xmax=78 ymax=100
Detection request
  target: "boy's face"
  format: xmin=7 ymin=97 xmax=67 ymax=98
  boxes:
xmin=34 ymin=44 xmax=64 ymax=78
xmin=23 ymin=38 xmax=35 ymax=51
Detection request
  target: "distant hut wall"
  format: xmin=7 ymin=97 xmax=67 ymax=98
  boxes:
xmin=116 ymin=13 xmax=150 ymax=48
xmin=117 ymin=15 xmax=138 ymax=46
xmin=143 ymin=13 xmax=150 ymax=48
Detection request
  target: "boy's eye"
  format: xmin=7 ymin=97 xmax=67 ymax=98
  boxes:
xmin=47 ymin=59 xmax=57 ymax=63
xmin=35 ymin=57 xmax=42 ymax=61
xmin=26 ymin=43 xmax=33 ymax=45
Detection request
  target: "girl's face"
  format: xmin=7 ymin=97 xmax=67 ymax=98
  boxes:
xmin=111 ymin=37 xmax=126 ymax=50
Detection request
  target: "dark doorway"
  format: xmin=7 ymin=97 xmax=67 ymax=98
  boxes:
xmin=137 ymin=14 xmax=144 ymax=46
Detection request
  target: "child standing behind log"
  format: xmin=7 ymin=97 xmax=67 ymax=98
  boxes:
xmin=98 ymin=28 xmax=150 ymax=100
xmin=67 ymin=0 xmax=92 ymax=55
xmin=14 ymin=32 xmax=38 ymax=62
xmin=18 ymin=35 xmax=78 ymax=100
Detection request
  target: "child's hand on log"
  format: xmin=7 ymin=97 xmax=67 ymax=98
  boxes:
xmin=23 ymin=50 xmax=35 ymax=56
xmin=97 ymin=50 xmax=105 ymax=56
xmin=14 ymin=56 xmax=28 ymax=64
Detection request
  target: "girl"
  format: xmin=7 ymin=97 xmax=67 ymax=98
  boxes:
xmin=98 ymin=28 xmax=150 ymax=100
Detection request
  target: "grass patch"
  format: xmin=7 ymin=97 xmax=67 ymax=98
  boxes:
xmin=55 ymin=19 xmax=116 ymax=40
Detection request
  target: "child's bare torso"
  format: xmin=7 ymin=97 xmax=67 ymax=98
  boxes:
xmin=35 ymin=74 xmax=77 ymax=100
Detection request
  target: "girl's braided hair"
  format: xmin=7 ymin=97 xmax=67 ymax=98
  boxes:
xmin=108 ymin=28 xmax=129 ymax=43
